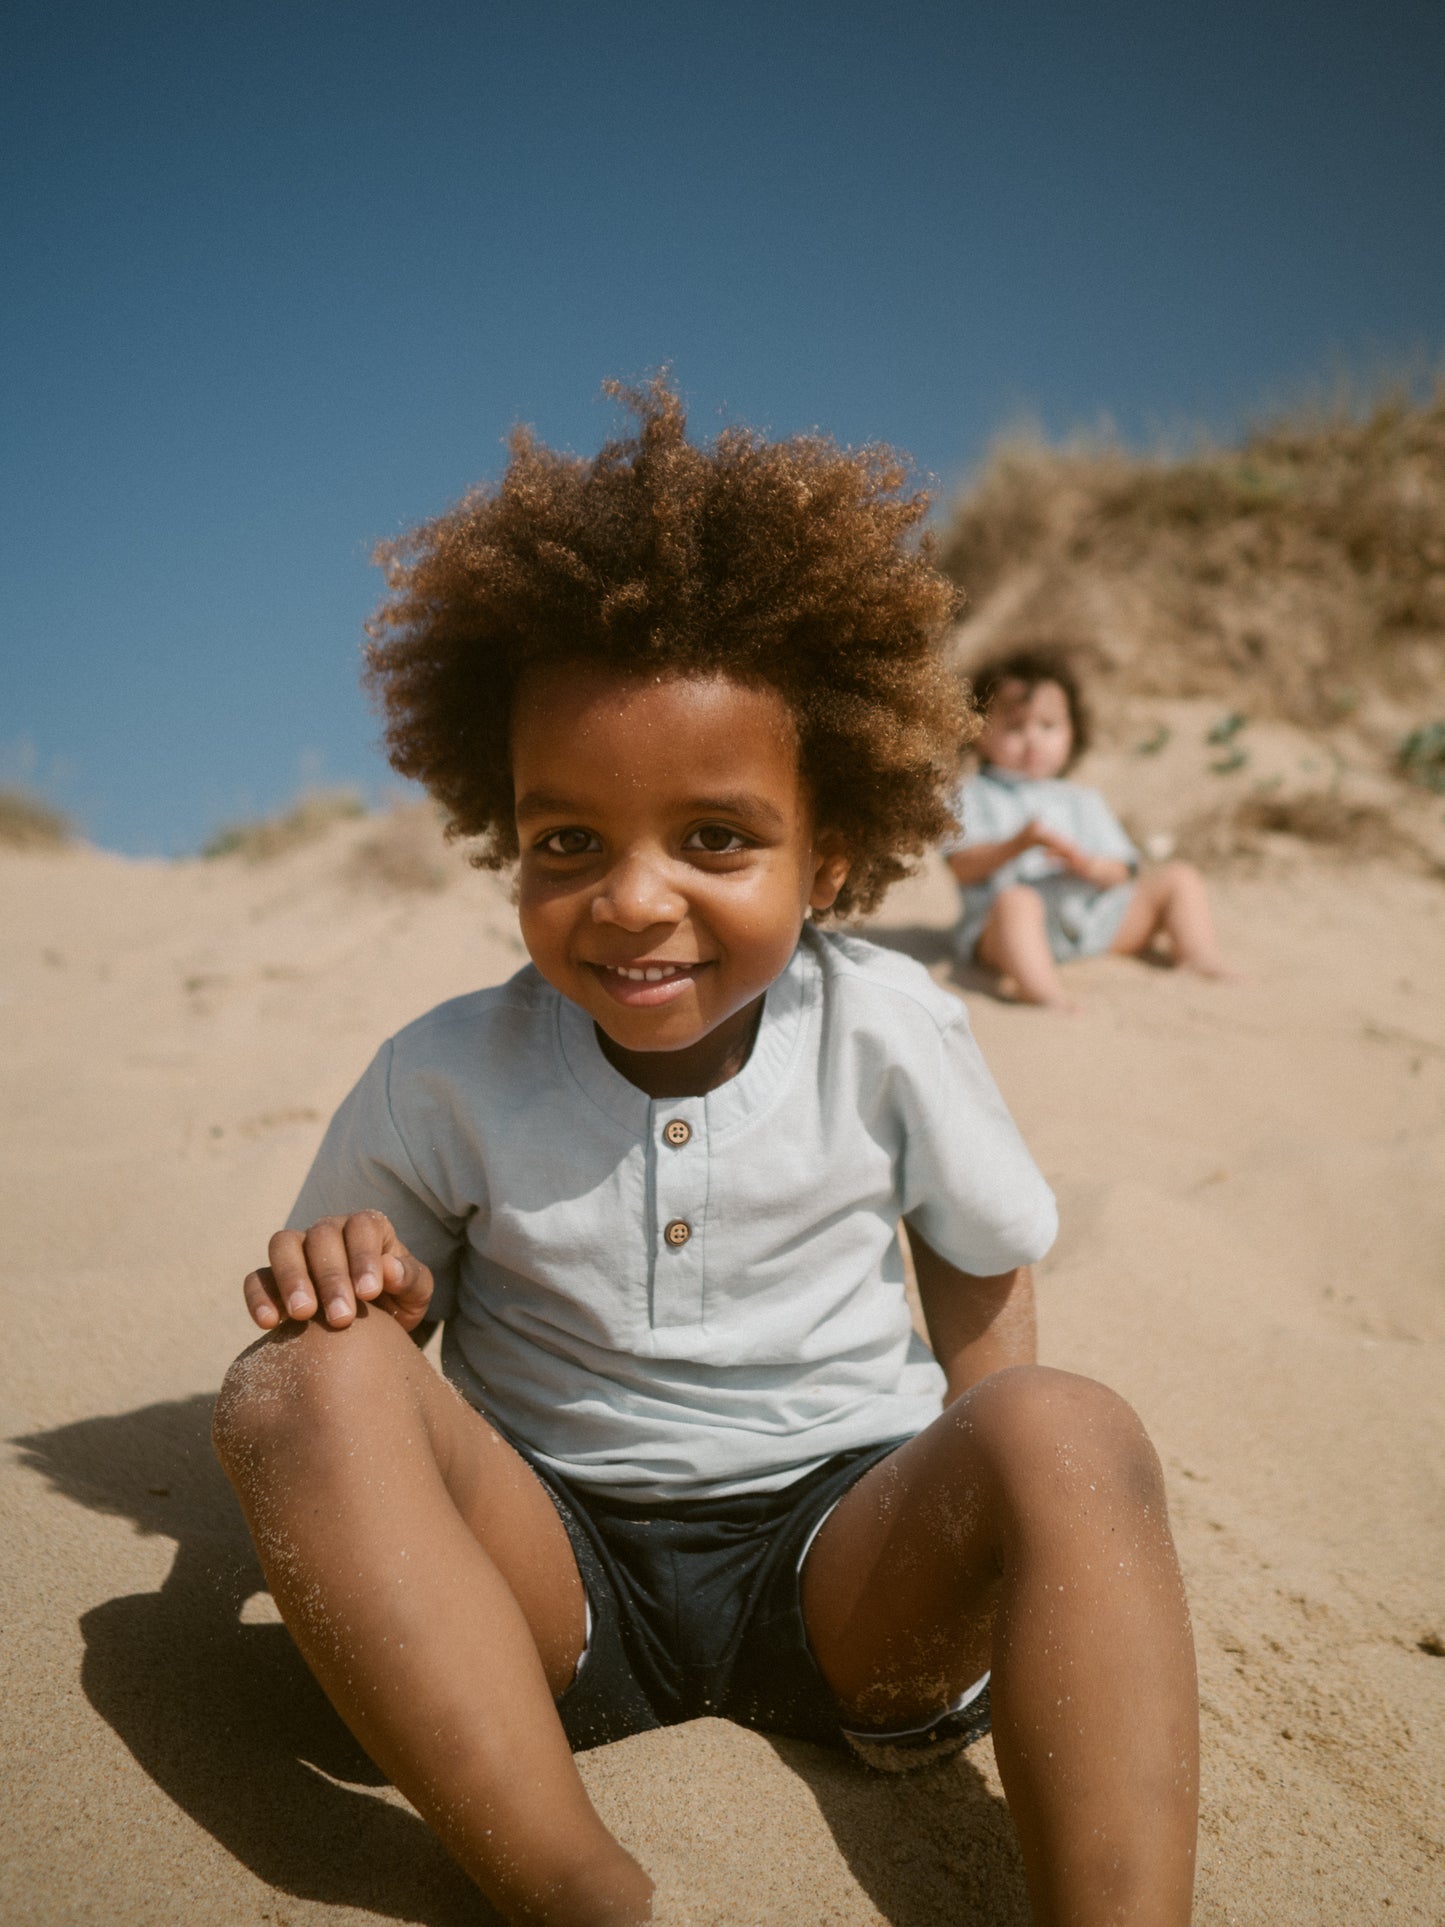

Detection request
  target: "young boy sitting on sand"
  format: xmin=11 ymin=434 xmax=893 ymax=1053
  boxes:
xmin=214 ymin=383 xmax=1198 ymax=1926
xmin=946 ymin=645 xmax=1232 ymax=1008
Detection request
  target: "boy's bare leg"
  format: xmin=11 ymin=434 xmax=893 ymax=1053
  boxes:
xmin=976 ymin=886 xmax=1078 ymax=1009
xmin=213 ymin=1307 xmax=652 ymax=1925
xmin=801 ymin=1367 xmax=1198 ymax=1927
xmin=1111 ymin=860 xmax=1234 ymax=976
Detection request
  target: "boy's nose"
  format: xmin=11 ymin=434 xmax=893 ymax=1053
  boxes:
xmin=591 ymin=850 xmax=685 ymax=931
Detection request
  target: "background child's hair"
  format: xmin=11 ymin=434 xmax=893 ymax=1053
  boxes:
xmin=365 ymin=376 xmax=975 ymax=918
xmin=967 ymin=643 xmax=1092 ymax=770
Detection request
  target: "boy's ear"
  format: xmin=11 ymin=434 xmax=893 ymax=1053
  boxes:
xmin=808 ymin=843 xmax=851 ymax=914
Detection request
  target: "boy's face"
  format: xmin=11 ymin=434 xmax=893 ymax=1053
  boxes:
xmin=977 ymin=678 xmax=1073 ymax=780
xmin=511 ymin=664 xmax=848 ymax=1097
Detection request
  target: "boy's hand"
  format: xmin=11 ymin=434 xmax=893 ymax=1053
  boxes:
xmin=244 ymin=1212 xmax=434 ymax=1334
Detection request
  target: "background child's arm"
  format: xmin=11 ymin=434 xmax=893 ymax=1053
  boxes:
xmin=1038 ymin=787 xmax=1139 ymax=890
xmin=243 ymin=1210 xmax=435 ymax=1333
xmin=1032 ymin=823 xmax=1133 ymax=889
xmin=946 ymin=821 xmax=1046 ymax=886
xmin=909 ymin=1229 xmax=1036 ymax=1405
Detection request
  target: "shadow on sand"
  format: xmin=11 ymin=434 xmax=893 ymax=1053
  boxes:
xmin=12 ymin=1394 xmax=492 ymax=1926
xmin=767 ymin=1735 xmax=1030 ymax=1926
xmin=16 ymin=1393 xmax=1030 ymax=1924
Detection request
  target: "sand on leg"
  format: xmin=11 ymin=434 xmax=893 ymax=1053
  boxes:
xmin=800 ymin=1365 xmax=1198 ymax=1927
xmin=212 ymin=1306 xmax=652 ymax=1925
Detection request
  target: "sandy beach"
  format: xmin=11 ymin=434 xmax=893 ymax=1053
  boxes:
xmin=3 ymin=794 xmax=1442 ymax=1924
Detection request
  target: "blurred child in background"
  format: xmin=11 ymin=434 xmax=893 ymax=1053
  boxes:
xmin=946 ymin=645 xmax=1232 ymax=1008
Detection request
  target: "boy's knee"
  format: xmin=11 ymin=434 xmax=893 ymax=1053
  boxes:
xmin=214 ymin=1338 xmax=281 ymax=1479
xmin=212 ymin=1312 xmax=404 ymax=1475
xmin=958 ymin=1364 xmax=1164 ymax=1515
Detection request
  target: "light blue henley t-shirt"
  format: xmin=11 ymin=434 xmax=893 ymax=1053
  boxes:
xmin=289 ymin=926 xmax=1057 ymax=1500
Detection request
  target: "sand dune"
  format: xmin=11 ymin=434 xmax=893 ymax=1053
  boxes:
xmin=2 ymin=811 xmax=1441 ymax=1924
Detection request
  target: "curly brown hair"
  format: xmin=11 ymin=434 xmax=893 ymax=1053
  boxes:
xmin=968 ymin=643 xmax=1092 ymax=769
xmin=364 ymin=377 xmax=974 ymax=918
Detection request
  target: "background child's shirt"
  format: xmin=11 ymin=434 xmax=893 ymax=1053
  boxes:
xmin=289 ymin=925 xmax=1056 ymax=1503
xmin=945 ymin=766 xmax=1139 ymax=961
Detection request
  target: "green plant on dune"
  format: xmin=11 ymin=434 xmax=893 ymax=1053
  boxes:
xmin=1206 ymin=711 xmax=1247 ymax=745
xmin=1398 ymin=722 xmax=1445 ymax=793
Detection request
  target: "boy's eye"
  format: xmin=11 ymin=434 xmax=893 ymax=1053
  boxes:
xmin=684 ymin=824 xmax=748 ymax=855
xmin=539 ymin=828 xmax=600 ymax=857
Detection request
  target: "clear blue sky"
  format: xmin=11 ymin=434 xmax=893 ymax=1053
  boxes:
xmin=4 ymin=1 xmax=1443 ymax=854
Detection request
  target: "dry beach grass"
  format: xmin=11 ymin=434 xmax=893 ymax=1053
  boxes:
xmin=940 ymin=380 xmax=1445 ymax=761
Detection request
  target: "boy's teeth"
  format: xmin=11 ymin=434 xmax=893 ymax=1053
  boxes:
xmin=614 ymin=964 xmax=680 ymax=981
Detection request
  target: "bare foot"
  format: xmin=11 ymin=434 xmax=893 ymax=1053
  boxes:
xmin=998 ymin=976 xmax=1083 ymax=1013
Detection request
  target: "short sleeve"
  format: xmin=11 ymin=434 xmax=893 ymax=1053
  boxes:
xmin=1074 ymin=787 xmax=1139 ymax=868
xmin=288 ymin=1040 xmax=467 ymax=1322
xmin=899 ymin=1013 xmax=1058 ymax=1274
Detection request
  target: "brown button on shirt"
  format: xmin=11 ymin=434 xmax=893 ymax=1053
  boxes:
xmin=663 ymin=1119 xmax=692 ymax=1147
xmin=663 ymin=1219 xmax=692 ymax=1248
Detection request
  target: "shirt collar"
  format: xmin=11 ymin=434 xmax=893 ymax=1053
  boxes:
xmin=553 ymin=936 xmax=815 ymax=1136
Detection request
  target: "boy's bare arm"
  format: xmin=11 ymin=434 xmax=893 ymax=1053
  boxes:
xmin=908 ymin=1228 xmax=1036 ymax=1405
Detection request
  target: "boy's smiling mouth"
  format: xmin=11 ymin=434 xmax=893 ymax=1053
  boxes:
xmin=590 ymin=960 xmax=710 ymax=1008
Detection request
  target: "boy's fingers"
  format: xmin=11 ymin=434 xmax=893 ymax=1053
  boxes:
xmin=253 ymin=1216 xmax=430 ymax=1332
xmin=400 ymin=1254 xmax=434 ymax=1307
xmin=243 ymin=1267 xmax=284 ymax=1329
xmin=266 ymin=1228 xmax=317 ymax=1320
xmin=343 ymin=1210 xmax=393 ymax=1302
xmin=301 ymin=1219 xmax=360 ymax=1328
xmin=378 ymin=1250 xmax=435 ymax=1332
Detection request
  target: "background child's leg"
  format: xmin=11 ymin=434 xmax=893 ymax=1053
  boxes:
xmin=975 ymin=885 xmax=1075 ymax=1007
xmin=213 ymin=1308 xmax=651 ymax=1926
xmin=1110 ymin=859 xmax=1231 ymax=975
xmin=801 ymin=1366 xmax=1198 ymax=1927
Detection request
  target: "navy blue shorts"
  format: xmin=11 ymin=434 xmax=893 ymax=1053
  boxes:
xmin=509 ymin=1435 xmax=993 ymax=1767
